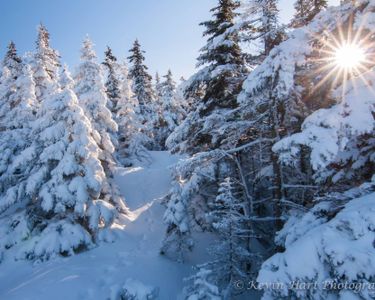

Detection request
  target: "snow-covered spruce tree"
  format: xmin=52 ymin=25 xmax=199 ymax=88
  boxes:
xmin=259 ymin=184 xmax=375 ymax=300
xmin=116 ymin=61 xmax=150 ymax=166
xmin=163 ymin=0 xmax=285 ymax=281
xmin=310 ymin=0 xmax=328 ymax=21
xmin=239 ymin=0 xmax=285 ymax=59
xmin=29 ymin=24 xmax=61 ymax=102
xmin=102 ymin=46 xmax=121 ymax=115
xmin=162 ymin=70 xmax=185 ymax=120
xmin=74 ymin=37 xmax=128 ymax=214
xmin=128 ymin=39 xmax=158 ymax=149
xmin=154 ymin=70 xmax=185 ymax=150
xmin=162 ymin=0 xmax=248 ymax=261
xmin=128 ymin=40 xmax=156 ymax=119
xmin=196 ymin=0 xmax=244 ymax=112
xmin=0 ymin=42 xmax=24 ymax=127
xmin=259 ymin=67 xmax=375 ymax=300
xmin=0 ymin=64 xmax=37 ymax=215
xmin=0 ymin=30 xmax=58 ymax=220
xmin=290 ymin=0 xmax=328 ymax=28
xmin=179 ymin=0 xmax=368 ymax=288
xmin=2 ymin=41 xmax=23 ymax=78
xmin=154 ymin=72 xmax=163 ymax=101
xmin=290 ymin=0 xmax=311 ymax=28
xmin=236 ymin=38 xmax=312 ymax=241
xmin=252 ymin=2 xmax=375 ymax=299
xmin=0 ymin=66 xmax=118 ymax=261
xmin=231 ymin=0 xmax=371 ymax=254
xmin=274 ymin=67 xmax=375 ymax=192
xmin=176 ymin=77 xmax=195 ymax=115
xmin=167 ymin=0 xmax=246 ymax=154
xmin=0 ymin=67 xmax=13 ymax=130
xmin=161 ymin=150 xmax=223 ymax=261
xmin=205 ymin=178 xmax=253 ymax=298
xmin=183 ymin=267 xmax=221 ymax=300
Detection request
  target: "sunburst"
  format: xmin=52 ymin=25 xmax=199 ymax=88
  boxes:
xmin=311 ymin=16 xmax=375 ymax=97
xmin=334 ymin=43 xmax=365 ymax=70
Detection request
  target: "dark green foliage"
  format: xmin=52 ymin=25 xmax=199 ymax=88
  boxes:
xmin=3 ymin=41 xmax=22 ymax=77
xmin=291 ymin=0 xmax=328 ymax=28
xmin=128 ymin=39 xmax=154 ymax=115
xmin=187 ymin=0 xmax=245 ymax=112
xmin=103 ymin=46 xmax=121 ymax=113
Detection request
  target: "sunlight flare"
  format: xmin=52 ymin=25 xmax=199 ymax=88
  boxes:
xmin=334 ymin=43 xmax=366 ymax=70
xmin=312 ymin=22 xmax=374 ymax=95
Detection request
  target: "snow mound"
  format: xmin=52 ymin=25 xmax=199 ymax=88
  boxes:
xmin=258 ymin=190 xmax=375 ymax=300
xmin=116 ymin=278 xmax=159 ymax=300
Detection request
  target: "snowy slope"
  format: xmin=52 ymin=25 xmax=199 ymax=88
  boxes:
xmin=0 ymin=152 xmax=203 ymax=300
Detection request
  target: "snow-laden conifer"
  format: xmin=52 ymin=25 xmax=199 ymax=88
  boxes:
xmin=102 ymin=46 xmax=121 ymax=115
xmin=183 ymin=267 xmax=221 ymax=300
xmin=116 ymin=61 xmax=150 ymax=165
xmin=2 ymin=41 xmax=22 ymax=78
xmin=154 ymin=70 xmax=185 ymax=149
xmin=128 ymin=39 xmax=156 ymax=119
xmin=290 ymin=0 xmax=328 ymax=28
xmin=74 ymin=37 xmax=127 ymax=214
xmin=0 ymin=65 xmax=119 ymax=261
xmin=29 ymin=24 xmax=61 ymax=102
xmin=0 ymin=64 xmax=37 ymax=214
xmin=239 ymin=0 xmax=285 ymax=57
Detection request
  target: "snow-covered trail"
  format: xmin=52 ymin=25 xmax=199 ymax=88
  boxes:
xmin=0 ymin=151 xmax=192 ymax=300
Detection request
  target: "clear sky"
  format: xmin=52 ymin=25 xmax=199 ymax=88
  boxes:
xmin=0 ymin=0 xmax=340 ymax=80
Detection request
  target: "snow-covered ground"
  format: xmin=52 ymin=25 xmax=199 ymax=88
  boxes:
xmin=0 ymin=151 xmax=209 ymax=300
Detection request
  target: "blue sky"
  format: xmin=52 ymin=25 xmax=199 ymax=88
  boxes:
xmin=0 ymin=0 xmax=339 ymax=80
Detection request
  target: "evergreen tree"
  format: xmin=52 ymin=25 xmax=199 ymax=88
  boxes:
xmin=290 ymin=0 xmax=328 ymax=28
xmin=75 ymin=37 xmax=118 ymax=161
xmin=154 ymin=70 xmax=185 ymax=149
xmin=206 ymin=178 xmax=253 ymax=298
xmin=116 ymin=61 xmax=150 ymax=166
xmin=128 ymin=39 xmax=155 ymax=118
xmin=311 ymin=0 xmax=328 ymax=20
xmin=162 ymin=70 xmax=176 ymax=97
xmin=30 ymin=24 xmax=61 ymax=102
xmin=9 ymin=66 xmax=116 ymax=260
xmin=2 ymin=41 xmax=22 ymax=78
xmin=184 ymin=267 xmax=221 ymax=300
xmin=262 ymin=0 xmax=284 ymax=55
xmin=274 ymin=70 xmax=375 ymax=188
xmin=152 ymin=71 xmax=164 ymax=148
xmin=74 ymin=37 xmax=127 ymax=214
xmin=260 ymin=68 xmax=375 ymax=300
xmin=0 ymin=64 xmax=37 ymax=214
xmin=164 ymin=0 xmax=352 ymax=290
xmin=0 ymin=67 xmax=16 ymax=131
xmin=229 ymin=0 xmax=370 ymax=285
xmin=290 ymin=0 xmax=311 ymax=28
xmin=0 ymin=67 xmax=13 ymax=129
xmin=154 ymin=72 xmax=163 ymax=100
xmin=102 ymin=46 xmax=121 ymax=114
xmin=162 ymin=0 xmax=248 ymax=261
xmin=240 ymin=0 xmax=284 ymax=57
xmin=196 ymin=0 xmax=244 ymax=111
xmin=169 ymin=0 xmax=247 ymax=153
xmin=0 ymin=42 xmax=24 ymax=127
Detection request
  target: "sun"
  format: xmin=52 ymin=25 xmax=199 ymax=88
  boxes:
xmin=334 ymin=43 xmax=366 ymax=70
xmin=311 ymin=22 xmax=374 ymax=95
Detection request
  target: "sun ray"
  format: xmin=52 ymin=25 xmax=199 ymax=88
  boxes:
xmin=309 ymin=17 xmax=375 ymax=98
xmin=312 ymin=65 xmax=341 ymax=92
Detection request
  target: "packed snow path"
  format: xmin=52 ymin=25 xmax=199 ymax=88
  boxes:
xmin=0 ymin=151 xmax=194 ymax=300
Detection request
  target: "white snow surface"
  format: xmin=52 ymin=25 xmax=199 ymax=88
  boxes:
xmin=0 ymin=151 xmax=207 ymax=300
